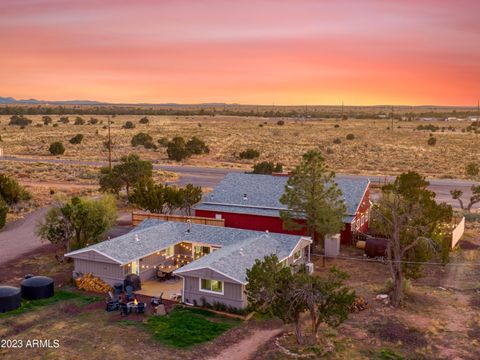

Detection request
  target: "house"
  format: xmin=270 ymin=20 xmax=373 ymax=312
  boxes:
xmin=194 ymin=173 xmax=371 ymax=244
xmin=65 ymin=220 xmax=311 ymax=309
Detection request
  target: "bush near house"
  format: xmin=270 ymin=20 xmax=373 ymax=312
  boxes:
xmin=49 ymin=141 xmax=65 ymax=155
xmin=0 ymin=198 xmax=7 ymax=230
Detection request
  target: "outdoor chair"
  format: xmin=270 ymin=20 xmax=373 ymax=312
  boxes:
xmin=105 ymin=300 xmax=119 ymax=312
xmin=125 ymin=285 xmax=134 ymax=301
xmin=151 ymin=292 xmax=164 ymax=307
xmin=156 ymin=270 xmax=167 ymax=282
xmin=136 ymin=302 xmax=146 ymax=314
xmin=119 ymin=302 xmax=130 ymax=316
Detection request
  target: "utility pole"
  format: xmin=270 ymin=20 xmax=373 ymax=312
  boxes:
xmin=107 ymin=115 xmax=112 ymax=170
xmin=391 ymin=106 xmax=394 ymax=131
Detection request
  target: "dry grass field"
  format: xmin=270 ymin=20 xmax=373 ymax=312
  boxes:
xmin=1 ymin=115 xmax=479 ymax=179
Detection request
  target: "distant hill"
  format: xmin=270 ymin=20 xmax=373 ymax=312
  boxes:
xmin=0 ymin=96 xmax=106 ymax=105
xmin=0 ymin=96 xmax=232 ymax=107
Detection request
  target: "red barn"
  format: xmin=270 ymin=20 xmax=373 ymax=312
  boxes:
xmin=194 ymin=173 xmax=371 ymax=244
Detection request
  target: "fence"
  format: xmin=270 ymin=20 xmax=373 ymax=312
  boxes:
xmin=451 ymin=216 xmax=465 ymax=249
xmin=131 ymin=212 xmax=225 ymax=227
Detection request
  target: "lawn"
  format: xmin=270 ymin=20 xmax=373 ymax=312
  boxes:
xmin=0 ymin=290 xmax=101 ymax=319
xmin=145 ymin=307 xmax=240 ymax=348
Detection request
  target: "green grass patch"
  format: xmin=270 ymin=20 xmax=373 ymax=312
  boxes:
xmin=0 ymin=290 xmax=101 ymax=318
xmin=145 ymin=307 xmax=237 ymax=348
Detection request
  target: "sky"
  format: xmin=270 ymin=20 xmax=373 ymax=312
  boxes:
xmin=0 ymin=0 xmax=479 ymax=106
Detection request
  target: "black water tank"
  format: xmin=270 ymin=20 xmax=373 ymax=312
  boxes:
xmin=0 ymin=286 xmax=21 ymax=313
xmin=365 ymin=237 xmax=388 ymax=258
xmin=21 ymin=276 xmax=54 ymax=300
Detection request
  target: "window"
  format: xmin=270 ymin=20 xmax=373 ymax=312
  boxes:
xmin=200 ymin=278 xmax=223 ymax=294
xmin=215 ymin=214 xmax=222 ymax=220
xmin=293 ymin=249 xmax=302 ymax=262
xmin=165 ymin=245 xmax=174 ymax=258
xmin=194 ymin=245 xmax=210 ymax=260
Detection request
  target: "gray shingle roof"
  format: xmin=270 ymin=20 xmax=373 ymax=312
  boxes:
xmin=65 ymin=220 xmax=306 ymax=267
xmin=194 ymin=173 xmax=369 ymax=222
xmin=174 ymin=233 xmax=305 ymax=284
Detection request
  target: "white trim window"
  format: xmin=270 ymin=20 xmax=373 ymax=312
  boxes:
xmin=199 ymin=278 xmax=224 ymax=295
xmin=165 ymin=245 xmax=174 ymax=258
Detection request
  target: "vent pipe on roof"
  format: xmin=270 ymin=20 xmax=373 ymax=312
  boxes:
xmin=186 ymin=219 xmax=191 ymax=233
xmin=135 ymin=234 xmax=139 ymax=242
xmin=243 ymin=193 xmax=248 ymax=201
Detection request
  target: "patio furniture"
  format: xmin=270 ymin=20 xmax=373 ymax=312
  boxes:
xmin=151 ymin=292 xmax=164 ymax=307
xmin=125 ymin=285 xmax=134 ymax=301
xmin=105 ymin=300 xmax=119 ymax=312
xmin=136 ymin=302 xmax=146 ymax=314
xmin=113 ymin=282 xmax=123 ymax=295
xmin=156 ymin=270 xmax=167 ymax=282
xmin=119 ymin=302 xmax=130 ymax=316
xmin=155 ymin=304 xmax=166 ymax=316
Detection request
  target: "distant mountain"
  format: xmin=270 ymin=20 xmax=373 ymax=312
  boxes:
xmin=0 ymin=96 xmax=106 ymax=105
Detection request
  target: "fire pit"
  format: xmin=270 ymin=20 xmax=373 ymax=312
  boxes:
xmin=126 ymin=298 xmax=146 ymax=314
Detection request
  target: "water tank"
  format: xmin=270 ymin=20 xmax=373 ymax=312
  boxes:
xmin=0 ymin=286 xmax=21 ymax=313
xmin=325 ymin=234 xmax=341 ymax=258
xmin=21 ymin=276 xmax=54 ymax=300
xmin=365 ymin=238 xmax=388 ymax=258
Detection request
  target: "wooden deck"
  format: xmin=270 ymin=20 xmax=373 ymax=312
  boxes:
xmin=136 ymin=279 xmax=183 ymax=301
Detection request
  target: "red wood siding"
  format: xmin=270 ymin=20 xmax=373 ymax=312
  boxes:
xmin=196 ymin=183 xmax=370 ymax=245
xmin=195 ymin=209 xmax=352 ymax=244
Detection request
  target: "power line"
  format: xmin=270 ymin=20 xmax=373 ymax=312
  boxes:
xmin=311 ymin=254 xmax=480 ymax=267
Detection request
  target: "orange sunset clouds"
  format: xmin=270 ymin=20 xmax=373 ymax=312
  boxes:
xmin=0 ymin=0 xmax=479 ymax=105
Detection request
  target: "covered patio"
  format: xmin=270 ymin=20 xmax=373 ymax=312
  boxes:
xmin=136 ymin=279 xmax=183 ymax=301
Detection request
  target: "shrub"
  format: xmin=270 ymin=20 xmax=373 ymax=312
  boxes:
xmin=53 ymin=123 xmax=58 ymax=128
xmin=58 ymin=116 xmax=69 ymax=124
xmin=156 ymin=137 xmax=169 ymax=147
xmin=88 ymin=117 xmax=98 ymax=125
xmin=69 ymin=134 xmax=84 ymax=145
xmin=42 ymin=116 xmax=52 ymax=125
xmin=0 ymin=197 xmax=7 ymax=230
xmin=0 ymin=174 xmax=31 ymax=205
xmin=139 ymin=116 xmax=149 ymax=124
xmin=131 ymin=132 xmax=156 ymax=149
xmin=74 ymin=116 xmax=85 ymax=125
xmin=122 ymin=121 xmax=135 ymax=129
xmin=466 ymin=162 xmax=479 ymax=177
xmin=334 ymin=124 xmax=340 ymax=128
xmin=239 ymin=148 xmax=260 ymax=159
xmin=186 ymin=136 xmax=209 ymax=155
xmin=427 ymin=136 xmax=437 ymax=146
xmin=277 ymin=120 xmax=285 ymax=126
xmin=167 ymin=137 xmax=190 ymax=161
xmin=49 ymin=142 xmax=65 ymax=155
xmin=346 ymin=133 xmax=355 ymax=140
xmin=252 ymin=161 xmax=283 ymax=174
xmin=8 ymin=115 xmax=32 ymax=127
xmin=333 ymin=138 xmax=341 ymax=144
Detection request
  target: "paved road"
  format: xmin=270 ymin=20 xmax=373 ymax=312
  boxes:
xmin=1 ymin=156 xmax=478 ymax=208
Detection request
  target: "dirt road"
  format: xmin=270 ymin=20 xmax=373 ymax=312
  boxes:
xmin=0 ymin=207 xmax=49 ymax=266
xmin=207 ymin=328 xmax=283 ymax=360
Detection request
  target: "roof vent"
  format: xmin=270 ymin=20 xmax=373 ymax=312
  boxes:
xmin=186 ymin=219 xmax=191 ymax=233
xmin=265 ymin=230 xmax=269 ymax=234
xmin=243 ymin=193 xmax=248 ymax=201
xmin=135 ymin=234 xmax=140 ymax=242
